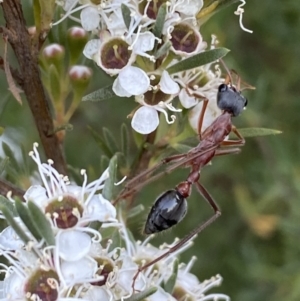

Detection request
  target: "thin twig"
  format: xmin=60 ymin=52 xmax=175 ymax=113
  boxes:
xmin=0 ymin=1 xmax=67 ymax=174
xmin=0 ymin=178 xmax=25 ymax=201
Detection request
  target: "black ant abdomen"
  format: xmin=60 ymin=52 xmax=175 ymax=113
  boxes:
xmin=144 ymin=189 xmax=187 ymax=234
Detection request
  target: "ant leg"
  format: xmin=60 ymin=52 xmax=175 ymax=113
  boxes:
xmin=131 ymin=181 xmax=221 ymax=290
xmin=219 ymin=59 xmax=233 ymax=85
xmin=215 ymin=147 xmax=241 ymax=156
xmin=220 ymin=126 xmax=245 ymax=147
xmin=197 ymin=98 xmax=209 ymax=140
xmin=114 ymin=153 xmax=188 ymax=204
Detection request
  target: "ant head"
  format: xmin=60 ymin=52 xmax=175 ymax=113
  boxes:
xmin=217 ymin=83 xmax=248 ymax=117
xmin=216 ymin=65 xmax=255 ymax=116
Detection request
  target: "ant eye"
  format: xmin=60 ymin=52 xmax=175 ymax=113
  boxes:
xmin=218 ymin=84 xmax=228 ymax=92
xmin=244 ymin=98 xmax=248 ymax=107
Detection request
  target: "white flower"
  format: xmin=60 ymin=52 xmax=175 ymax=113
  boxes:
xmin=113 ymin=66 xmax=150 ymax=97
xmin=130 ymin=71 xmax=181 ymax=134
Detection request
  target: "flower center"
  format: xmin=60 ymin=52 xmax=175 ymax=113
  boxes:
xmin=45 ymin=195 xmax=83 ymax=229
xmin=144 ymin=74 xmax=170 ymax=105
xmin=101 ymin=39 xmax=132 ymax=70
xmin=139 ymin=0 xmax=168 ymax=19
xmin=25 ymin=269 xmax=60 ymax=301
xmin=170 ymin=24 xmax=200 ymax=53
xmin=93 ymin=258 xmax=114 ymax=286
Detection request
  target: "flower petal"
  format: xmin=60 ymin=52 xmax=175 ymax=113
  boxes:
xmin=85 ymin=194 xmax=117 ymax=222
xmin=132 ymin=32 xmax=155 ymax=53
xmin=24 ymin=185 xmax=48 ymax=207
xmin=159 ymin=71 xmax=180 ymax=94
xmin=131 ymin=107 xmax=159 ymax=134
xmin=57 ymin=230 xmax=91 ymax=261
xmin=83 ymin=39 xmax=101 ymax=59
xmin=118 ymin=66 xmax=150 ymax=96
xmin=0 ymin=226 xmax=24 ymax=250
xmin=80 ymin=7 xmax=100 ymax=31
xmin=61 ymin=257 xmax=98 ymax=285
xmin=179 ymin=89 xmax=198 ymax=109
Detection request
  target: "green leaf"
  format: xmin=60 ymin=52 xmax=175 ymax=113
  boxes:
xmin=121 ymin=123 xmax=130 ymax=160
xmin=88 ymin=126 xmax=114 ymax=158
xmin=171 ymin=143 xmax=193 ymax=153
xmin=100 ymin=155 xmax=110 ymax=173
xmin=155 ymin=41 xmax=172 ymax=59
xmin=167 ymin=48 xmax=229 ymax=74
xmin=163 ymin=259 xmax=178 ymax=294
xmin=103 ymin=154 xmax=118 ymax=200
xmin=103 ymin=127 xmax=119 ymax=155
xmin=237 ymin=128 xmax=282 ymax=138
xmin=121 ymin=4 xmax=131 ymax=30
xmin=0 ymin=157 xmax=10 ymax=175
xmin=0 ymin=195 xmax=17 ymax=216
xmin=27 ymin=201 xmax=55 ymax=246
xmin=0 ymin=205 xmax=31 ymax=244
xmin=127 ymin=204 xmax=145 ymax=219
xmin=15 ymin=199 xmax=42 ymax=241
xmin=82 ymin=85 xmax=115 ymax=102
xmin=153 ymin=4 xmax=167 ymax=37
xmin=116 ymin=287 xmax=157 ymax=301
xmin=2 ymin=142 xmax=19 ymax=170
xmin=199 ymin=0 xmax=240 ymax=25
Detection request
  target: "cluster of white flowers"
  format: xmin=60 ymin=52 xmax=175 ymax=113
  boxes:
xmin=53 ymin=0 xmax=254 ymax=135
xmin=0 ymin=144 xmax=229 ymax=301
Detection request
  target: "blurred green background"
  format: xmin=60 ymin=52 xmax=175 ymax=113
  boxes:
xmin=1 ymin=0 xmax=300 ymax=300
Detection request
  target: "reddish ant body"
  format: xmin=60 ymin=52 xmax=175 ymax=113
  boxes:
xmin=114 ymin=68 xmax=253 ymax=288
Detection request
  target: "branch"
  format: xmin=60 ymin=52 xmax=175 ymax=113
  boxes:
xmin=0 ymin=178 xmax=25 ymax=201
xmin=1 ymin=0 xmax=67 ymax=174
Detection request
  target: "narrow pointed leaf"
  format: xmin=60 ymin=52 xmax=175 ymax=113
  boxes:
xmin=121 ymin=4 xmax=131 ymax=29
xmin=163 ymin=259 xmax=178 ymax=294
xmin=127 ymin=204 xmax=145 ymax=219
xmin=0 ymin=205 xmax=31 ymax=244
xmin=103 ymin=154 xmax=118 ymax=200
xmin=15 ymin=199 xmax=42 ymax=241
xmin=167 ymin=48 xmax=229 ymax=74
xmin=100 ymin=155 xmax=110 ymax=174
xmin=237 ymin=128 xmax=282 ymax=138
xmin=153 ymin=4 xmax=167 ymax=37
xmin=116 ymin=287 xmax=157 ymax=301
xmin=103 ymin=127 xmax=119 ymax=155
xmin=88 ymin=126 xmax=114 ymax=157
xmin=121 ymin=123 xmax=130 ymax=160
xmin=171 ymin=143 xmax=192 ymax=153
xmin=155 ymin=41 xmax=172 ymax=59
xmin=2 ymin=142 xmax=18 ymax=170
xmin=27 ymin=201 xmax=55 ymax=246
xmin=0 ymin=157 xmax=10 ymax=175
xmin=198 ymin=0 xmax=240 ymax=25
xmin=82 ymin=85 xmax=115 ymax=102
xmin=0 ymin=195 xmax=16 ymax=216
xmin=21 ymin=144 xmax=30 ymax=175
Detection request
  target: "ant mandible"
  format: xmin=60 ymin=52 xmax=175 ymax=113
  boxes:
xmin=114 ymin=64 xmax=254 ymax=288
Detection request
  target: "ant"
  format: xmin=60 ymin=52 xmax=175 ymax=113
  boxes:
xmin=114 ymin=64 xmax=254 ymax=289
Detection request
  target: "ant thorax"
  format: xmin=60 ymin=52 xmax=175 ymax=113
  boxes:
xmin=217 ymin=83 xmax=248 ymax=116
